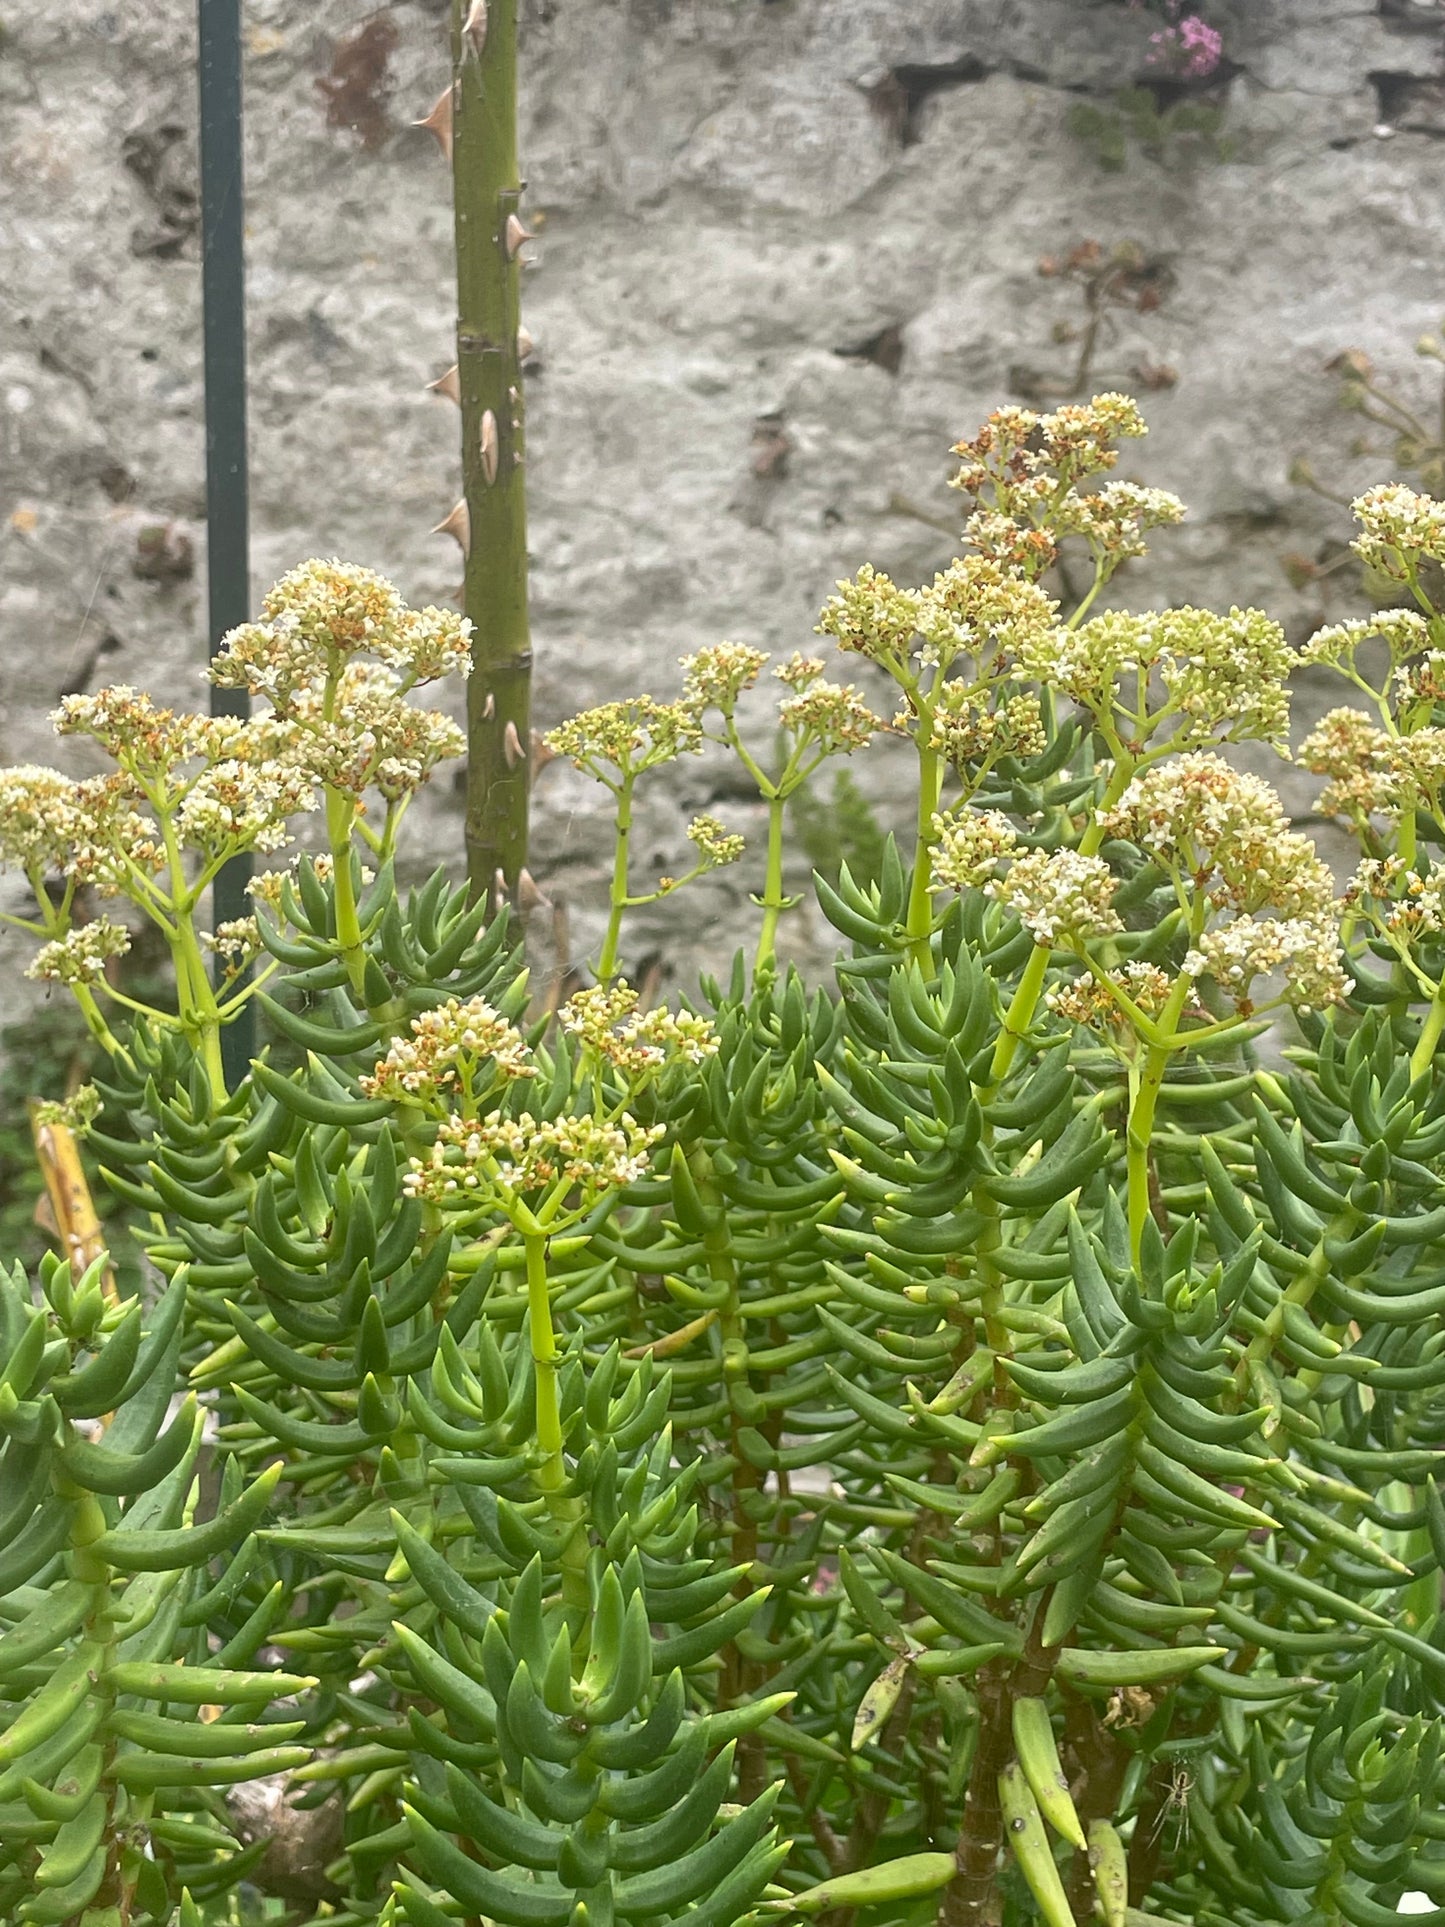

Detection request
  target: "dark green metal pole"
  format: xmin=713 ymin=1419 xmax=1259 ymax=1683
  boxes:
xmin=198 ymin=0 xmax=254 ymax=1087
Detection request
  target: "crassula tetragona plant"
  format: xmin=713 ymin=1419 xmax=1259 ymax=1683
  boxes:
xmin=0 ymin=395 xmax=1442 ymax=1927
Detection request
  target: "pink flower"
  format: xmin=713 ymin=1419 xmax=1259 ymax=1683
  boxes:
xmin=1145 ymin=13 xmax=1223 ymax=80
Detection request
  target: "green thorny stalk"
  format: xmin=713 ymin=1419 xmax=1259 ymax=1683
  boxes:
xmin=452 ymin=0 xmax=533 ymax=906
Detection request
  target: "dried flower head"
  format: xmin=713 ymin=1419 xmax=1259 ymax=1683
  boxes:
xmin=32 ymin=1083 xmax=102 ymax=1133
xmin=1048 ymin=961 xmax=1176 ymax=1032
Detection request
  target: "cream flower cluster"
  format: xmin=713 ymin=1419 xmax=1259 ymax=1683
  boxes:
xmin=816 ymin=558 xmax=1059 ymax=678
xmin=27 ymin=918 xmax=132 ymax=986
xmin=991 ymin=848 xmax=1123 ymax=945
xmin=931 ymin=809 xmax=1019 ymax=891
xmin=1049 ymin=961 xmax=1175 ymax=1031
xmin=1299 ymin=608 xmax=1433 ymax=670
xmin=1348 ymin=858 xmax=1445 ymax=942
xmin=1050 ymin=481 xmax=1187 ymax=562
xmin=775 ymin=665 xmax=883 ymax=754
xmin=0 ymin=765 xmax=158 ymax=893
xmin=680 ymin=642 xmax=768 ymax=715
xmin=949 ymin=393 xmax=1148 ymax=501
xmin=544 ymin=698 xmax=703 ymax=779
xmin=1297 ymin=709 xmax=1400 ymax=820
xmin=210 ymin=560 xmax=473 ymax=711
xmin=1103 ymin=755 xmax=1332 ymax=919
xmin=1017 ymin=606 xmax=1293 ymax=743
xmin=558 ymin=980 xmax=719 ymax=1073
xmin=1183 ymin=917 xmax=1350 ymax=1016
xmin=360 ymin=997 xmax=536 ymax=1102
xmin=928 ymin=686 xmax=1045 ymax=766
xmin=289 ymin=663 xmax=465 ymax=801
xmin=405 ymin=1109 xmax=664 ymax=1205
xmin=684 ymin=815 xmax=746 ymax=870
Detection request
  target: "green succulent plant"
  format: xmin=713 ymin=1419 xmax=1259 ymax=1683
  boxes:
xmin=2 ymin=395 xmax=1445 ymax=1927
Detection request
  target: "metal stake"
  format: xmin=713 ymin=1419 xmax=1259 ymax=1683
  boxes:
xmin=197 ymin=0 xmax=254 ymax=1086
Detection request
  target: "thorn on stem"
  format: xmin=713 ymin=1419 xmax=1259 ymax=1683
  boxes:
xmin=413 ymin=86 xmax=454 ymax=159
xmin=433 ymin=500 xmax=470 ymax=554
xmin=504 ymin=213 xmax=535 ymax=260
xmin=503 ymin=719 xmax=525 ymax=767
xmin=428 ymin=364 xmax=461 ymax=405
xmin=480 ymin=409 xmax=499 ymax=484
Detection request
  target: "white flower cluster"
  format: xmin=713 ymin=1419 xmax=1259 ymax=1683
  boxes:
xmin=1104 ymin=754 xmax=1333 ymax=919
xmin=1183 ymin=917 xmax=1351 ymax=1016
xmin=991 ymin=847 xmax=1123 ymax=945
xmin=1049 ymin=480 xmax=1187 ymax=563
xmin=1351 ymin=484 xmax=1445 ymax=579
xmin=26 ymin=918 xmax=132 ymax=986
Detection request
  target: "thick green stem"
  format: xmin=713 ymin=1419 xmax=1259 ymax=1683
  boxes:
xmin=988 ymin=743 xmax=1136 ymax=1089
xmin=905 ymin=740 xmax=944 ymax=977
xmin=1411 ymin=981 xmax=1445 ymax=1081
xmin=1125 ymin=968 xmax=1195 ymax=1267
xmin=597 ymin=777 xmax=633 ymax=984
xmin=523 ymin=1230 xmax=588 ymax=1611
xmin=326 ymin=786 xmax=369 ymax=1001
xmin=455 ymin=0 xmax=532 ymax=902
xmin=754 ymin=795 xmax=789 ymax=978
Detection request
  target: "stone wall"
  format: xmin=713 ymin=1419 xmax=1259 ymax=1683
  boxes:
xmin=3 ymin=0 xmax=1444 ymax=1012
